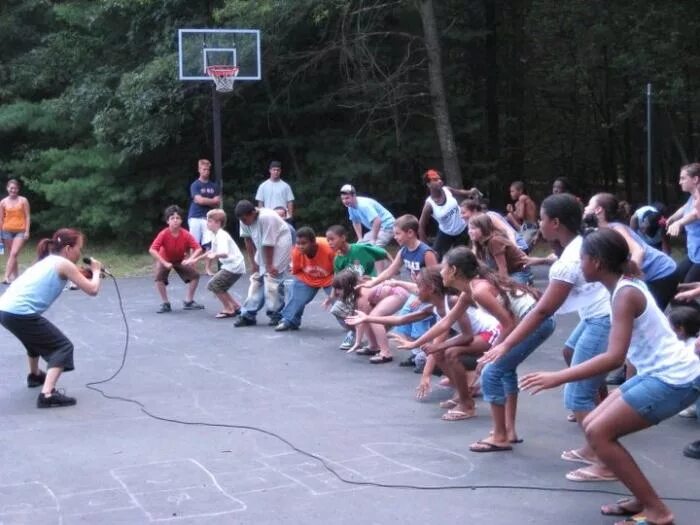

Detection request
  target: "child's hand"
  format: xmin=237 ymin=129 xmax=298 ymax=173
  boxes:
xmin=321 ymin=297 xmax=333 ymax=310
xmin=345 ymin=342 xmax=362 ymax=354
xmin=345 ymin=311 xmax=367 ymax=326
xmin=415 ymin=378 xmax=431 ymax=400
xmin=388 ymin=332 xmax=416 ymax=349
xmin=162 ymin=261 xmax=173 ymax=270
xmin=207 ymin=252 xmax=217 ymax=260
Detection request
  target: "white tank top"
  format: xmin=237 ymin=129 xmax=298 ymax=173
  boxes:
xmin=426 ymin=188 xmax=466 ymax=236
xmin=612 ymin=278 xmax=700 ymax=384
xmin=442 ymin=295 xmax=499 ymax=335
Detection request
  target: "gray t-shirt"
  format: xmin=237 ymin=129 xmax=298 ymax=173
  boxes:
xmin=255 ymin=179 xmax=295 ymax=210
xmin=239 ymin=208 xmax=293 ymax=273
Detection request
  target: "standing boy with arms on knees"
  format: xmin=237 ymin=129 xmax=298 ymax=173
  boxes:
xmin=233 ymin=200 xmax=293 ymax=327
xmin=149 ymin=205 xmax=204 ymax=313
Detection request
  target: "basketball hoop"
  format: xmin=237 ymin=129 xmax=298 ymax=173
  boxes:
xmin=206 ymin=65 xmax=240 ymax=93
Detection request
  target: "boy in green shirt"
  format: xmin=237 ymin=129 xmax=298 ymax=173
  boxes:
xmin=325 ymin=225 xmax=391 ymax=349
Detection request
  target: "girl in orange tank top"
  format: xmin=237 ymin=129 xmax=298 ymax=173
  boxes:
xmin=0 ymin=179 xmax=31 ymax=284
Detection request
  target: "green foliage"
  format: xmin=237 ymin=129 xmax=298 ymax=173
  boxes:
xmin=0 ymin=0 xmax=698 ymax=244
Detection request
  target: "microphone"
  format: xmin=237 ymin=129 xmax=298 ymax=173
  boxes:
xmin=83 ymin=257 xmax=113 ymax=277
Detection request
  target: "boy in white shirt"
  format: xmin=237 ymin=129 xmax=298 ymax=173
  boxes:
xmin=194 ymin=209 xmax=246 ymax=318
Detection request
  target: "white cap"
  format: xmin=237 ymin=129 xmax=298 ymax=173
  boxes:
xmin=340 ymin=184 xmax=356 ymax=194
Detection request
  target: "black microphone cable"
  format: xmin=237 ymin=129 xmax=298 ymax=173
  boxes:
xmin=84 ymin=274 xmax=700 ymax=503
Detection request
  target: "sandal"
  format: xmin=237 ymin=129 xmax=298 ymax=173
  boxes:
xmin=600 ymin=498 xmax=642 ymax=517
xmin=565 ymin=466 xmax=618 ymax=482
xmin=440 ymin=408 xmax=476 ymax=421
xmin=369 ymin=355 xmax=393 ymax=364
xmin=356 ymin=347 xmax=380 ymax=356
xmin=469 ymin=440 xmax=512 ymax=453
xmin=439 ymin=399 xmax=458 ymax=409
xmin=560 ymin=449 xmax=595 ymax=465
xmin=215 ymin=311 xmax=238 ymax=319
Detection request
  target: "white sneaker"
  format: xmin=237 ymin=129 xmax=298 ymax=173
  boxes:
xmin=338 ymin=331 xmax=355 ymax=350
xmin=679 ymin=406 xmax=697 ymax=418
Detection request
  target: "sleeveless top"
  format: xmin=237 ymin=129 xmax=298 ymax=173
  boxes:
xmin=426 ymin=188 xmax=466 ymax=236
xmin=609 ymin=222 xmax=676 ymax=281
xmin=0 ymin=255 xmax=67 ymax=315
xmin=612 ymin=278 xmax=700 ymax=384
xmin=683 ymin=197 xmax=700 ymax=263
xmin=442 ymin=295 xmax=499 ymax=335
xmin=399 ymin=242 xmax=436 ymax=281
xmin=2 ymin=200 xmax=27 ymax=232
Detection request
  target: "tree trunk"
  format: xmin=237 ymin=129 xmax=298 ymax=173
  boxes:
xmin=483 ymin=0 xmax=500 ymax=170
xmin=418 ymin=0 xmax=462 ymax=187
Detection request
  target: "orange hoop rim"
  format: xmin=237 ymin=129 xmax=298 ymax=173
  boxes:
xmin=206 ymin=65 xmax=240 ymax=77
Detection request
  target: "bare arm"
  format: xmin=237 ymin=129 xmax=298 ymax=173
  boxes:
xmin=287 ymin=201 xmax=294 ymax=218
xmin=520 ymin=287 xmax=638 ymax=394
xmin=393 ymin=293 xmax=471 ymax=349
xmin=23 ymin=197 xmax=31 ymax=238
xmin=353 ymin=222 xmax=363 ymax=243
xmin=193 ymin=195 xmax=221 ymax=206
xmin=418 ymin=202 xmax=432 ymax=242
xmin=369 ymin=217 xmax=382 ymax=243
xmin=58 ymin=258 xmax=102 ymax=296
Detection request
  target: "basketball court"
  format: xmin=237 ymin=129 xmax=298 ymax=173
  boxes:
xmin=0 ymin=272 xmax=697 ymax=524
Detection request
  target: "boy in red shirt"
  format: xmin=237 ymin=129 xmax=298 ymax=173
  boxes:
xmin=149 ymin=205 xmax=204 ymax=313
xmin=275 ymin=227 xmax=335 ymax=331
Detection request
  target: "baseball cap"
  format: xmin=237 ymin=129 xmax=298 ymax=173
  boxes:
xmin=340 ymin=184 xmax=356 ymax=195
xmin=269 ymin=160 xmax=282 ymax=169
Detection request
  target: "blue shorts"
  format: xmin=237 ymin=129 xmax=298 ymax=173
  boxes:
xmin=563 ymin=315 xmax=611 ymax=412
xmin=1 ymin=231 xmax=25 ymax=240
xmin=620 ymin=373 xmax=700 ymax=425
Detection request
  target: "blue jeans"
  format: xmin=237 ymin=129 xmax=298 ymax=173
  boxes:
xmin=390 ymin=295 xmax=436 ymax=339
xmin=563 ymin=315 xmax=611 ymax=412
xmin=240 ymin=272 xmax=287 ymax=323
xmin=481 ymin=316 xmax=556 ymax=405
xmin=621 ymin=374 xmax=700 ymax=424
xmin=280 ymin=277 xmax=332 ymax=328
xmin=510 ymin=268 xmax=533 ymax=285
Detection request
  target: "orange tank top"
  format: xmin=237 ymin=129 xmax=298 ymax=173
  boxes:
xmin=2 ymin=201 xmax=26 ymax=232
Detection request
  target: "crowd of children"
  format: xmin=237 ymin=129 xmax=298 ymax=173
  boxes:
xmin=2 ymin=162 xmax=700 ymax=525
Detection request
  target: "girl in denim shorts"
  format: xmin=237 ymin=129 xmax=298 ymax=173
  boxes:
xmin=521 ymin=228 xmax=700 ymax=525
xmin=487 ymin=193 xmax=613 ymax=481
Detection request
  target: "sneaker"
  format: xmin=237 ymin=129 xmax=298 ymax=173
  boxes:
xmin=27 ymin=371 xmax=47 ymax=388
xmin=268 ymin=317 xmax=281 ymax=326
xmin=679 ymin=406 xmax=697 ymax=418
xmin=274 ymin=321 xmax=298 ymax=332
xmin=157 ymin=302 xmax=172 ymax=314
xmin=339 ymin=331 xmax=355 ymax=350
xmin=37 ymin=389 xmax=76 ymax=408
xmin=399 ymin=356 xmax=416 ymax=367
xmin=183 ymin=300 xmax=205 ymax=310
xmin=233 ymin=316 xmax=257 ymax=327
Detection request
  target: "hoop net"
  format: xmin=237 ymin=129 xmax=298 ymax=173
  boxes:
xmin=206 ymin=65 xmax=240 ymax=92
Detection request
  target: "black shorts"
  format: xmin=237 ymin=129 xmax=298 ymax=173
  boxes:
xmin=0 ymin=311 xmax=74 ymax=371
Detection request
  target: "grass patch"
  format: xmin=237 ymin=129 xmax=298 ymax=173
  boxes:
xmin=9 ymin=240 xmax=154 ymax=278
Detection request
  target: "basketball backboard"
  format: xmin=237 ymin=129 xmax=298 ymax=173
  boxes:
xmin=178 ymin=29 xmax=261 ymax=82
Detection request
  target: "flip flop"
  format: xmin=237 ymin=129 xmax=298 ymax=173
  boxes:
xmin=565 ymin=466 xmax=618 ymax=482
xmin=561 ymin=449 xmax=595 ymax=465
xmin=469 ymin=440 xmax=512 ymax=453
xmin=613 ymin=517 xmax=669 ymax=525
xmin=439 ymin=399 xmax=458 ymax=409
xmin=369 ymin=355 xmax=393 ymax=364
xmin=440 ymin=408 xmax=476 ymax=421
xmin=510 ymin=438 xmax=524 ymax=444
xmin=356 ymin=347 xmax=380 ymax=356
xmin=601 ymin=498 xmax=642 ymax=517
xmin=566 ymin=413 xmax=577 ymax=422
xmin=215 ymin=311 xmax=237 ymax=319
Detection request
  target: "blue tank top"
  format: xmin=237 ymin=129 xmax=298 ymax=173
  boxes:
xmin=684 ymin=197 xmax=700 ymax=263
xmin=400 ymin=242 xmax=436 ymax=281
xmin=610 ymin=223 xmax=676 ymax=281
xmin=0 ymin=255 xmax=66 ymax=315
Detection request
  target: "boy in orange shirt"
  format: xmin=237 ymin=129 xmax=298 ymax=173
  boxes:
xmin=275 ymin=227 xmax=335 ymax=331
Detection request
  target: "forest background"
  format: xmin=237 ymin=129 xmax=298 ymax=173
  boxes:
xmin=1 ymin=0 xmax=698 ymax=244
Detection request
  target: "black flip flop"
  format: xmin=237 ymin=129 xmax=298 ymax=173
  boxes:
xmin=469 ymin=440 xmax=513 ymax=453
xmin=369 ymin=355 xmax=393 ymax=364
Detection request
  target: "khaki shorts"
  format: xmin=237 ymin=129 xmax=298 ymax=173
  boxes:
xmin=207 ymin=269 xmax=242 ymax=294
xmin=154 ymin=262 xmax=199 ymax=285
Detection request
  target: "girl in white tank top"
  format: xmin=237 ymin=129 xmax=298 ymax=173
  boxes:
xmin=521 ymin=229 xmax=700 ymax=525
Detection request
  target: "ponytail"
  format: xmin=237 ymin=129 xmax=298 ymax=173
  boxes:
xmin=36 ymin=228 xmax=83 ymax=261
